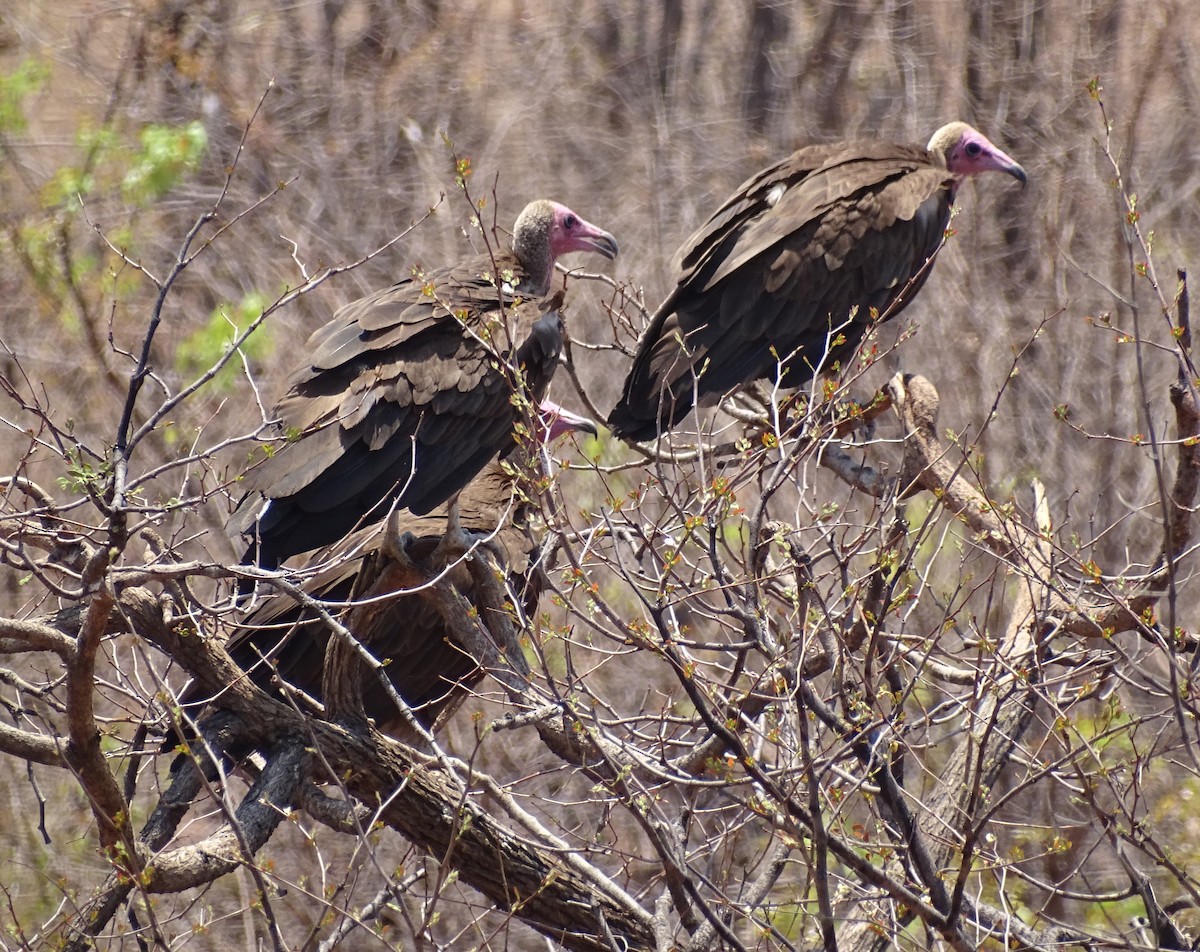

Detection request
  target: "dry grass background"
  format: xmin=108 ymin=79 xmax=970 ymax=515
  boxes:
xmin=2 ymin=1 xmax=1200 ymax=948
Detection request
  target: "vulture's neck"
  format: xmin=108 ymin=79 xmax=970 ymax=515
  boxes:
xmin=513 ymin=246 xmax=553 ymax=297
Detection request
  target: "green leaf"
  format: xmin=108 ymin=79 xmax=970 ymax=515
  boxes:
xmin=122 ymin=121 xmax=208 ymax=203
xmin=0 ymin=58 xmax=50 ymax=135
xmin=175 ymin=293 xmax=274 ymax=393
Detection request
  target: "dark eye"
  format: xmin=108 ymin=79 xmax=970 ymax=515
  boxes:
xmin=965 ymin=141 xmax=983 ymax=157
xmin=564 ymin=214 xmax=578 ymax=230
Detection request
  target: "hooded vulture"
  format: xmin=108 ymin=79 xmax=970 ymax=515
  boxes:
xmin=197 ymin=401 xmax=596 ymax=737
xmin=607 ymin=122 xmax=1026 ymax=441
xmin=230 ymin=200 xmax=618 ymax=570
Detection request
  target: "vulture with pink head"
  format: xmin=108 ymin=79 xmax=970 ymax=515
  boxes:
xmin=607 ymin=122 xmax=1026 ymax=440
xmin=195 ymin=402 xmax=596 ymax=738
xmin=230 ymin=200 xmax=617 ymax=571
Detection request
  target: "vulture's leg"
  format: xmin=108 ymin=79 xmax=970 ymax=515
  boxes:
xmin=433 ymin=491 xmax=474 ymax=563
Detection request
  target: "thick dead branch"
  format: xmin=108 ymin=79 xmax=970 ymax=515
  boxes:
xmin=0 ymin=719 xmax=66 ymax=767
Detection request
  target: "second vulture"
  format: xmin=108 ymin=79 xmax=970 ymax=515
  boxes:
xmin=231 ymin=200 xmax=618 ymax=571
xmin=607 ymin=122 xmax=1026 ymax=440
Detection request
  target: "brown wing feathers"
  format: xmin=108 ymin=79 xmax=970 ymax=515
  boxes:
xmin=608 ymin=125 xmax=1025 ymax=440
xmin=609 ymin=147 xmax=953 ymax=440
xmin=230 ymin=263 xmax=555 ymax=571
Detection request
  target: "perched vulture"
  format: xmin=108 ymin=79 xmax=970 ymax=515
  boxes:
xmin=607 ymin=122 xmax=1026 ymax=440
xmin=230 ymin=200 xmax=617 ymax=570
xmin=197 ymin=401 xmax=596 ymax=737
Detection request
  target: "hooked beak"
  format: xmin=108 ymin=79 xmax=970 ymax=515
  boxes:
xmin=1002 ymin=160 xmax=1027 ymax=187
xmin=985 ymin=141 xmax=1027 ymax=187
xmin=579 ymin=229 xmax=619 ymax=261
xmin=539 ymin=400 xmax=599 ymax=442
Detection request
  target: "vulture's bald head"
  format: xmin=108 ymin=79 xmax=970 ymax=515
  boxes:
xmin=928 ymin=121 xmax=1027 ymax=187
xmin=512 ymin=200 xmax=619 ymax=296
